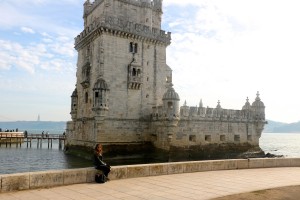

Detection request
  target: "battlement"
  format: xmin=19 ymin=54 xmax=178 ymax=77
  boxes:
xmin=152 ymin=106 xmax=263 ymax=122
xmin=74 ymin=15 xmax=171 ymax=49
xmin=84 ymin=0 xmax=162 ymax=17
xmin=180 ymin=106 xmax=259 ymax=121
xmin=152 ymin=99 xmax=266 ymax=122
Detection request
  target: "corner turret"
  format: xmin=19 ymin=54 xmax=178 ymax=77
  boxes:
xmin=70 ymin=88 xmax=78 ymax=120
xmin=92 ymin=78 xmax=109 ymax=120
xmin=251 ymin=92 xmax=266 ymax=138
xmin=252 ymin=91 xmax=265 ymax=120
xmin=242 ymin=97 xmax=251 ymax=110
xmin=162 ymin=84 xmax=180 ymax=124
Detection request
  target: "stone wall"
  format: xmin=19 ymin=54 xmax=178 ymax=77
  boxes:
xmin=66 ymin=119 xmax=151 ymax=149
xmin=150 ymin=119 xmax=261 ymax=151
xmin=1 ymin=158 xmax=300 ymax=193
xmin=66 ymin=117 xmax=262 ymax=154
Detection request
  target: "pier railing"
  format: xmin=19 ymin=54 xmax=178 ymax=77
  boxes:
xmin=0 ymin=132 xmax=24 ymax=147
xmin=0 ymin=132 xmax=66 ymax=149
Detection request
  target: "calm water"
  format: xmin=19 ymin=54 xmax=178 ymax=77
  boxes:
xmin=260 ymin=133 xmax=300 ymax=158
xmin=0 ymin=133 xmax=299 ymax=174
xmin=0 ymin=140 xmax=91 ymax=174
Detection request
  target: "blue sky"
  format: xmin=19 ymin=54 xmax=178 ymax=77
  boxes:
xmin=0 ymin=0 xmax=300 ymax=123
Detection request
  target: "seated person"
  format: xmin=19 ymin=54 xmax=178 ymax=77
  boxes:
xmin=93 ymin=143 xmax=111 ymax=179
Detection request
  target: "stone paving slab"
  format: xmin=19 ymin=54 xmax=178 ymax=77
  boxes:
xmin=1 ymin=167 xmax=300 ymax=200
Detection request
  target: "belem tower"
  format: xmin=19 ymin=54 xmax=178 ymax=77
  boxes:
xmin=65 ymin=0 xmax=267 ymax=160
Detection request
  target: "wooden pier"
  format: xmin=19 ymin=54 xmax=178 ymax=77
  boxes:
xmin=0 ymin=132 xmax=66 ymax=149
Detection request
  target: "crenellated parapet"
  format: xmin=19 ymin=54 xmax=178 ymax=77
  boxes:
xmin=180 ymin=106 xmax=256 ymax=122
xmin=178 ymin=93 xmax=266 ymax=123
xmin=84 ymin=0 xmax=162 ymax=17
xmin=75 ymin=15 xmax=171 ymax=49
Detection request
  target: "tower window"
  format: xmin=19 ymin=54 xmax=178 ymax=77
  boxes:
xmin=189 ymin=135 xmax=196 ymax=142
xmin=247 ymin=135 xmax=252 ymax=141
xmin=220 ymin=135 xmax=225 ymax=142
xmin=85 ymin=92 xmax=88 ymax=104
xmin=166 ymin=76 xmax=172 ymax=83
xmin=129 ymin=42 xmax=138 ymax=53
xmin=234 ymin=135 xmax=240 ymax=142
xmin=205 ymin=135 xmax=211 ymax=142
xmin=132 ymin=68 xmax=136 ymax=76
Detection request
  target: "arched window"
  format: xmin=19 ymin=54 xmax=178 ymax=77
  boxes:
xmin=85 ymin=92 xmax=88 ymax=103
xmin=129 ymin=42 xmax=138 ymax=53
xmin=168 ymin=102 xmax=173 ymax=109
xmin=137 ymin=69 xmax=141 ymax=76
xmin=132 ymin=68 xmax=136 ymax=76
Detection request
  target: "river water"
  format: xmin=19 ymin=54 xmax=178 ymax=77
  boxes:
xmin=260 ymin=133 xmax=300 ymax=158
xmin=0 ymin=133 xmax=299 ymax=174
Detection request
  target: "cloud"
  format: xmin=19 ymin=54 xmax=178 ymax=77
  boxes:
xmin=1 ymin=0 xmax=299 ymax=122
xmin=0 ymin=31 xmax=76 ymax=74
xmin=21 ymin=27 xmax=35 ymax=34
xmin=48 ymin=36 xmax=76 ymax=57
xmin=0 ymin=1 xmax=81 ymax=36
xmin=163 ymin=0 xmax=300 ymax=123
xmin=40 ymin=59 xmax=74 ymax=72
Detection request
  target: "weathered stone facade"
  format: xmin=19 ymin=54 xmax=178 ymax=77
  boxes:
xmin=66 ymin=0 xmax=266 ymax=159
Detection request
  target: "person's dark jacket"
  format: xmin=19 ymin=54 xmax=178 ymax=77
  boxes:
xmin=93 ymin=152 xmax=107 ymax=167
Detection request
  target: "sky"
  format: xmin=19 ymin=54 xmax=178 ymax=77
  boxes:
xmin=0 ymin=0 xmax=299 ymax=123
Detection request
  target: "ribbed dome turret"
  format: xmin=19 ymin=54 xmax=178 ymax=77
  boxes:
xmin=71 ymin=88 xmax=77 ymax=97
xmin=93 ymin=79 xmax=109 ymax=90
xmin=162 ymin=84 xmax=180 ymax=101
xmin=252 ymin=92 xmax=265 ymax=108
xmin=242 ymin=97 xmax=251 ymax=110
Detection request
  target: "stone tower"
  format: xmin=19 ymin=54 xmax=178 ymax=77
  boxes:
xmin=66 ymin=0 xmax=266 ymax=160
xmin=66 ymin=0 xmax=173 ymax=149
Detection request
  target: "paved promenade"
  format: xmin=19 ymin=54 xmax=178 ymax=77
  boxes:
xmin=1 ymin=167 xmax=300 ymax=200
